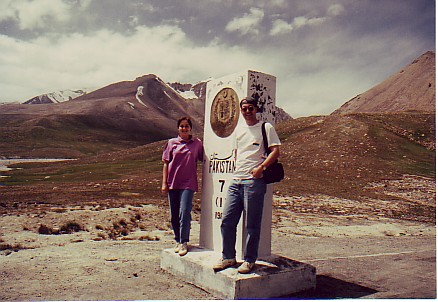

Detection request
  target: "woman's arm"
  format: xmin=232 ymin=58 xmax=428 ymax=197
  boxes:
xmin=161 ymin=160 xmax=169 ymax=195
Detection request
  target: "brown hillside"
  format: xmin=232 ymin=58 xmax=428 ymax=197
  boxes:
xmin=0 ymin=73 xmax=290 ymax=158
xmin=1 ymin=112 xmax=434 ymax=223
xmin=333 ymin=51 xmax=435 ymax=114
xmin=64 ymin=74 xmax=205 ymax=131
xmin=0 ymin=75 xmax=205 ymax=158
xmin=274 ymin=112 xmax=435 ymax=222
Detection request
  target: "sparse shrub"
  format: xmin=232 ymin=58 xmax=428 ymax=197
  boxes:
xmin=38 ymin=224 xmax=53 ymax=235
xmin=139 ymin=234 xmax=160 ymax=241
xmin=52 ymin=208 xmax=67 ymax=213
xmin=95 ymin=210 xmax=150 ymax=240
xmin=112 ymin=221 xmax=120 ymax=229
xmin=120 ymin=228 xmax=129 ymax=236
xmin=156 ymin=223 xmax=170 ymax=231
xmin=38 ymin=222 xmax=83 ymax=235
xmin=96 ymin=232 xmax=107 ymax=240
xmin=0 ymin=243 xmax=26 ymax=252
xmin=108 ymin=230 xmax=118 ymax=240
xmin=60 ymin=221 xmax=83 ymax=234
xmin=0 ymin=243 xmax=13 ymax=251
xmin=121 ymin=237 xmax=135 ymax=241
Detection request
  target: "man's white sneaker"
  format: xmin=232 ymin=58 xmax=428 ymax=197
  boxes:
xmin=237 ymin=261 xmax=255 ymax=274
xmin=178 ymin=243 xmax=188 ymax=256
xmin=174 ymin=243 xmax=181 ymax=253
xmin=213 ymin=258 xmax=237 ymax=271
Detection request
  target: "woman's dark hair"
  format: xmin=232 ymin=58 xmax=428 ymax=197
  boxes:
xmin=177 ymin=116 xmax=192 ymax=128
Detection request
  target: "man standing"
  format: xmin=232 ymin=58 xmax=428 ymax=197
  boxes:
xmin=213 ymin=96 xmax=281 ymax=274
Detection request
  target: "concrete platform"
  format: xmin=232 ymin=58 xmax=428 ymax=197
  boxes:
xmin=160 ymin=246 xmax=316 ymax=299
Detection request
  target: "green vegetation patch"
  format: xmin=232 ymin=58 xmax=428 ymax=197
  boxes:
xmin=1 ymin=157 xmax=162 ymax=185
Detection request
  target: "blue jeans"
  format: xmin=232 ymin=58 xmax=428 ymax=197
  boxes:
xmin=168 ymin=189 xmax=194 ymax=244
xmin=220 ymin=178 xmax=267 ymax=263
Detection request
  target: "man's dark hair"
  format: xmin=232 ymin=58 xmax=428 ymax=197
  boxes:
xmin=240 ymin=96 xmax=258 ymax=111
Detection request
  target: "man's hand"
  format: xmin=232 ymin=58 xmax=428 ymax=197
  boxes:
xmin=251 ymin=165 xmax=264 ymax=179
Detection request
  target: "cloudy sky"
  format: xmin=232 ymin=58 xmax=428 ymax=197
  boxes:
xmin=0 ymin=0 xmax=435 ymax=117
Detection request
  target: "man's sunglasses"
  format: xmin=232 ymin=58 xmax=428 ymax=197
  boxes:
xmin=241 ymin=106 xmax=255 ymax=112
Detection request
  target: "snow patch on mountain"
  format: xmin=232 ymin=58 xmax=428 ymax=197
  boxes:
xmin=164 ymin=91 xmax=172 ymax=100
xmin=24 ymin=89 xmax=95 ymax=104
xmin=48 ymin=90 xmax=86 ymax=103
xmin=166 ymin=81 xmax=200 ymax=100
xmin=135 ymin=86 xmax=148 ymax=107
xmin=176 ymin=90 xmax=197 ymax=99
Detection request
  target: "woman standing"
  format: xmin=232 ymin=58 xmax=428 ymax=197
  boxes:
xmin=162 ymin=116 xmax=203 ymax=256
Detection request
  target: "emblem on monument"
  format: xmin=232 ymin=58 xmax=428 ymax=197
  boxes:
xmin=210 ymin=87 xmax=239 ymax=138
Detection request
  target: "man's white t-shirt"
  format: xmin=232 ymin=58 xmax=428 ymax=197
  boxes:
xmin=233 ymin=121 xmax=281 ymax=179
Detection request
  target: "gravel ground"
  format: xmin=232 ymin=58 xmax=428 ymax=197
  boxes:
xmin=0 ymin=179 xmax=435 ymax=300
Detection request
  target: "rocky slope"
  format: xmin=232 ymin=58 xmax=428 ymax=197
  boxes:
xmin=275 ymin=112 xmax=435 ymax=208
xmin=333 ymin=51 xmax=435 ymax=114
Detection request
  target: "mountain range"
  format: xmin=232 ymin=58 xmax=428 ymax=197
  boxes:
xmin=0 ymin=51 xmax=435 ymax=160
xmin=0 ymin=51 xmax=435 ymax=216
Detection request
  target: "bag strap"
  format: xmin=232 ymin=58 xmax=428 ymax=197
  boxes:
xmin=261 ymin=122 xmax=270 ymax=155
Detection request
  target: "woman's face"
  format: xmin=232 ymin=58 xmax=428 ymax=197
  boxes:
xmin=178 ymin=119 xmax=191 ymax=138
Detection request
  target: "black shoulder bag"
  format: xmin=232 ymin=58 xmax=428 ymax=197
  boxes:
xmin=261 ymin=122 xmax=284 ymax=184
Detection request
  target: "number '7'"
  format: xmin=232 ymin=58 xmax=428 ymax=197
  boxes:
xmin=219 ymin=180 xmax=225 ymax=192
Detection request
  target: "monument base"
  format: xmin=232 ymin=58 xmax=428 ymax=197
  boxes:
xmin=160 ymin=246 xmax=316 ymax=299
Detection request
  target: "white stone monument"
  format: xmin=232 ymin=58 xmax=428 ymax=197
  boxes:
xmin=161 ymin=70 xmax=316 ymax=299
xmin=199 ymin=70 xmax=276 ymax=259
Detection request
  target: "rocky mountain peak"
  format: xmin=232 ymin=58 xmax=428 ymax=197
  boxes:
xmin=333 ymin=51 xmax=435 ymax=115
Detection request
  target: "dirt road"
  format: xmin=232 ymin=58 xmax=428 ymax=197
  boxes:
xmin=273 ymin=215 xmax=436 ymax=299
